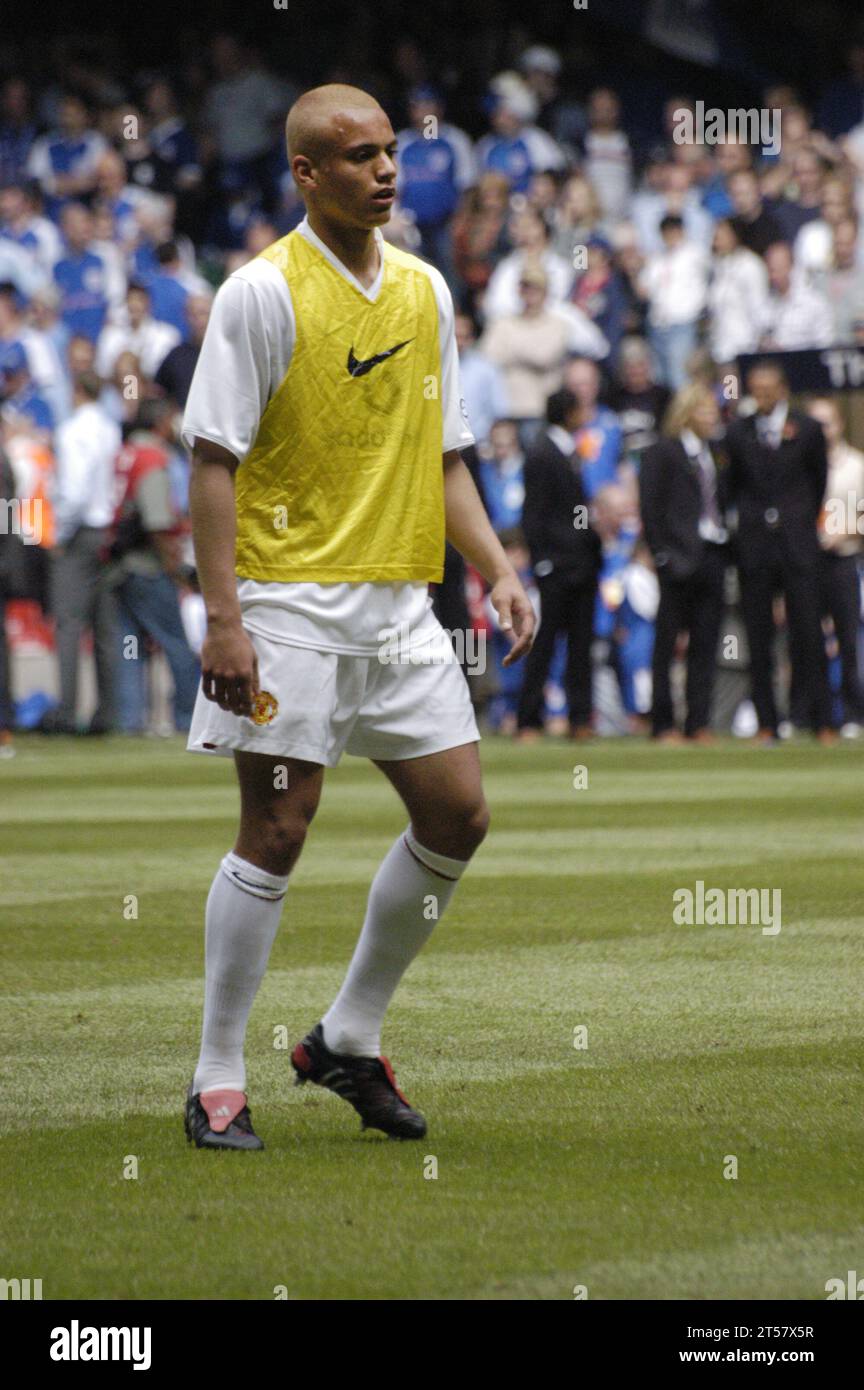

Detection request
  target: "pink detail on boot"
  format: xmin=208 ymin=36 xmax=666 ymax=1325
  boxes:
xmin=200 ymin=1089 xmax=246 ymax=1133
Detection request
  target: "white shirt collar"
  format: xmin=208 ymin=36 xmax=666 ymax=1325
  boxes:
xmin=755 ymin=400 xmax=794 ymax=442
xmin=680 ymin=427 xmax=704 ymax=458
xmin=756 ymin=400 xmax=788 ymax=434
xmin=297 ymin=215 xmax=385 ymax=303
xmin=547 ymin=424 xmax=574 ymax=456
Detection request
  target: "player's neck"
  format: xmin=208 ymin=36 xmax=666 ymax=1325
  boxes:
xmin=306 ymin=211 xmax=380 ymax=288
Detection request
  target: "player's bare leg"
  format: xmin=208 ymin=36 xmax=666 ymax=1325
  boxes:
xmin=291 ymin=741 xmax=488 ymax=1138
xmin=185 ymin=752 xmax=324 ymax=1149
xmin=233 ymin=749 xmax=325 ymax=875
xmin=371 ymin=740 xmax=490 ymax=859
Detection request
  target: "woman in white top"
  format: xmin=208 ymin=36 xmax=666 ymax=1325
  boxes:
xmin=707 ymin=218 xmax=769 ymax=367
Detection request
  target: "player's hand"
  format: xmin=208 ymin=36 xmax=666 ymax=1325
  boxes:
xmin=201 ymin=619 xmax=260 ymax=716
xmin=491 ymin=574 xmax=536 ymax=667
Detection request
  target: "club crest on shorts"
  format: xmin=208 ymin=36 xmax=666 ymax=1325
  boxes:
xmin=250 ymin=690 xmax=279 ymax=726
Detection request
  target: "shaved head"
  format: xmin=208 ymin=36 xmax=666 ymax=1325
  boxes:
xmin=283 ymin=83 xmax=397 ymax=239
xmin=286 ymin=84 xmax=384 ymax=165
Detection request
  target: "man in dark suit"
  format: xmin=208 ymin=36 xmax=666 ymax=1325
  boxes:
xmin=640 ymin=383 xmax=728 ymax=742
xmin=516 ymin=388 xmax=602 ymax=739
xmin=726 ymin=360 xmax=833 ymax=741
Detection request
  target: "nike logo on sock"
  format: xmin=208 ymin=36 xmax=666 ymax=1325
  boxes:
xmin=225 ymin=867 xmax=287 ymax=900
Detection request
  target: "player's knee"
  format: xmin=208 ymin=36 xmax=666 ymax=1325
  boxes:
xmin=251 ymin=807 xmax=314 ymax=875
xmin=412 ymin=797 xmax=489 ymax=858
xmin=460 ymin=799 xmax=491 ymax=853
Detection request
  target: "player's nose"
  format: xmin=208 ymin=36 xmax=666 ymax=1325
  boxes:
xmin=375 ymin=148 xmax=397 ymax=180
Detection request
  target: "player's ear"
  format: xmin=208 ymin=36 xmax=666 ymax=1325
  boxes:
xmin=292 ymin=155 xmax=316 ymax=190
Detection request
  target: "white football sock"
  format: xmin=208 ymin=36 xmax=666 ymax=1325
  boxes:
xmin=193 ymin=850 xmax=289 ymax=1095
xmin=321 ymin=825 xmax=469 ymax=1057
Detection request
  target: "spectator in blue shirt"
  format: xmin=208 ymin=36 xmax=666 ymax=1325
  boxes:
xmin=0 ymin=284 xmax=57 ymax=425
xmin=142 ymin=241 xmax=209 ymax=340
xmin=53 ymin=203 xmax=109 ymax=343
xmin=697 ymin=140 xmax=752 ymax=221
xmin=25 ymin=93 xmax=107 ymax=220
xmin=563 ymin=355 xmax=622 ymax=497
xmin=476 ymin=73 xmax=565 ymax=194
xmin=454 ymin=309 xmax=509 ymax=447
xmin=93 ymin=150 xmax=140 ymax=252
xmin=569 ymin=235 xmax=628 ymax=365
xmin=0 ymin=228 xmax=47 ymax=299
xmin=396 ymin=85 xmax=474 ymax=267
xmin=0 ymin=340 xmax=54 ymax=432
xmin=0 ymin=181 xmax=63 ymax=278
xmin=478 ymin=419 xmax=526 ymax=531
xmin=146 ymin=251 xmax=189 ymax=338
xmin=615 ymin=540 xmax=659 ymax=726
xmin=0 ymin=332 xmax=27 ymax=377
xmin=592 ymin=482 xmax=637 ymax=642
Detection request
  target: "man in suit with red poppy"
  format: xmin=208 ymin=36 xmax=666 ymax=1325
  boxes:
xmin=726 ymin=360 xmax=833 ymax=742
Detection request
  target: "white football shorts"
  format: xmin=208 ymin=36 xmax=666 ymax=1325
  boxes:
xmin=186 ymin=626 xmax=481 ymax=767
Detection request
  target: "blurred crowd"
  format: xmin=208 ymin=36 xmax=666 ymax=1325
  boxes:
xmin=2 ymin=31 xmax=864 ymax=751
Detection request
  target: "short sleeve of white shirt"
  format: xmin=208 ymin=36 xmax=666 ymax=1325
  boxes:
xmin=424 ymin=262 xmax=475 ymax=452
xmin=181 ymin=261 xmax=293 ymax=460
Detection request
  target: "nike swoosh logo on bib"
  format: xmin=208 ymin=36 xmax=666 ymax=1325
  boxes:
xmin=346 ymin=339 xmax=412 ymax=377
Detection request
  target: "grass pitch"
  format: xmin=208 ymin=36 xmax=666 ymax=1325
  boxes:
xmin=1 ymin=733 xmax=862 ymax=1300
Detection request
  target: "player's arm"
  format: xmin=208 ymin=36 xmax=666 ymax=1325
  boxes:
xmin=189 ymin=437 xmax=259 ymax=716
xmin=183 ymin=271 xmax=275 ymax=717
xmin=443 ymin=448 xmax=535 ymax=666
